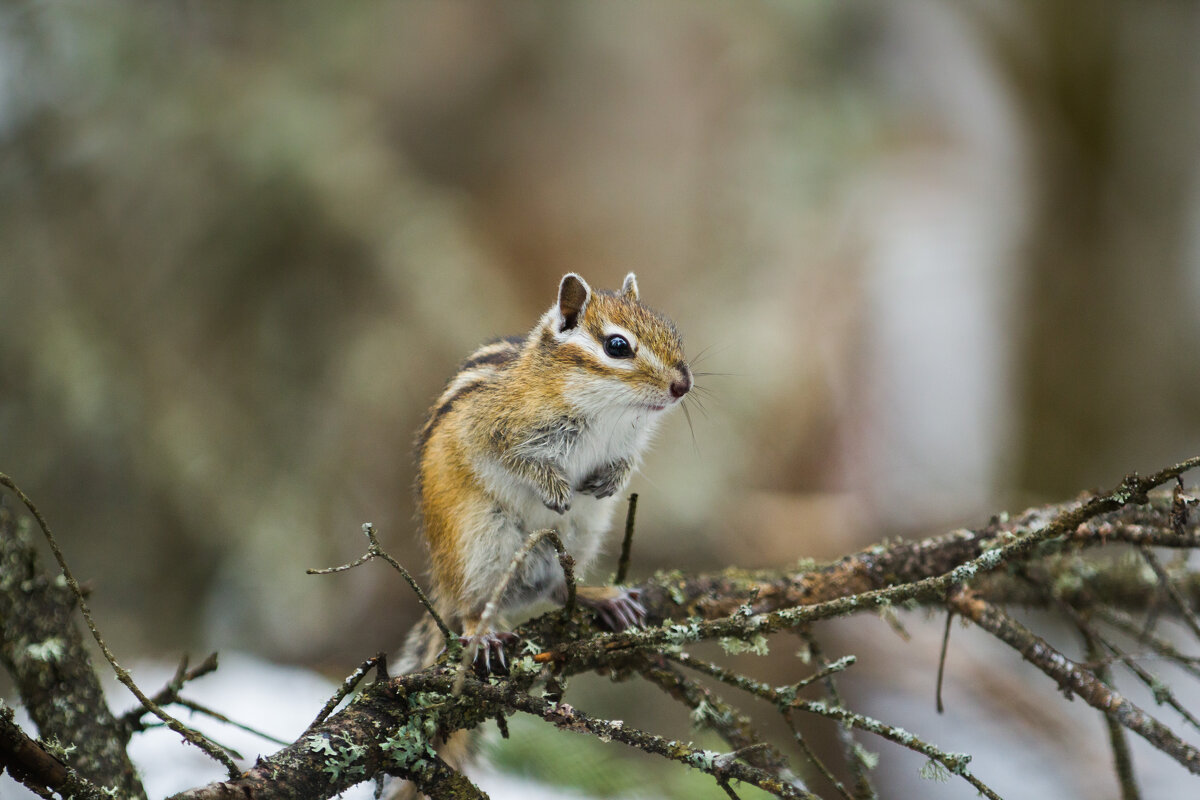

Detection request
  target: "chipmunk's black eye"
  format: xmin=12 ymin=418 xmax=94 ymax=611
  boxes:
xmin=604 ymin=334 xmax=634 ymax=359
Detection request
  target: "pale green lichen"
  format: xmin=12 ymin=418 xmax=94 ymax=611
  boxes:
xmin=689 ymin=699 xmax=715 ymax=728
xmin=40 ymin=736 xmax=76 ymax=761
xmin=852 ymin=742 xmax=879 ymax=770
xmin=976 ymin=548 xmax=1004 ymax=570
xmin=381 ymin=721 xmax=437 ymax=769
xmin=376 ymin=691 xmax=446 ymax=776
xmin=511 ymin=655 xmax=539 ymax=676
xmin=25 ymin=638 xmax=65 ymax=662
xmin=689 ymin=700 xmax=732 ymax=730
xmin=919 ymin=759 xmax=951 ymax=783
xmin=309 ymin=732 xmax=368 ymax=782
xmin=306 ymin=734 xmax=337 ymax=756
xmin=773 ymin=685 xmax=798 ymax=706
xmin=666 ymin=621 xmax=702 ymax=643
xmin=949 ymin=563 xmax=977 ymax=582
xmin=719 ymin=634 xmax=769 ymax=656
xmin=684 ymin=749 xmax=720 ymax=771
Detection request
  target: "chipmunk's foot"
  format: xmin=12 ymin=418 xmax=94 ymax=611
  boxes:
xmin=589 ymin=587 xmax=646 ymax=632
xmin=458 ymin=631 xmax=520 ymax=677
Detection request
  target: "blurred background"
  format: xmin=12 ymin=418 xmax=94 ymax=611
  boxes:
xmin=4 ymin=1 xmax=1200 ymax=797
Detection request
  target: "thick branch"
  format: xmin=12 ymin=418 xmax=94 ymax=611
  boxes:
xmin=177 ymin=462 xmax=1200 ymax=799
xmin=636 ymin=483 xmax=1200 ymax=626
xmin=0 ymin=502 xmax=146 ymax=798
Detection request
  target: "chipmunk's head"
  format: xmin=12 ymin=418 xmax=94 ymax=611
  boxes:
xmin=540 ymin=272 xmax=691 ymax=414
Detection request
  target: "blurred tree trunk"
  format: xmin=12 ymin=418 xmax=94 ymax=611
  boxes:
xmin=970 ymin=1 xmax=1200 ymax=496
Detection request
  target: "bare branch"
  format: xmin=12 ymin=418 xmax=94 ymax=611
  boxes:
xmin=616 ymin=492 xmax=638 ymax=585
xmin=948 ymin=588 xmax=1200 ymax=775
xmin=0 ymin=702 xmax=110 ymax=800
xmin=309 ymin=523 xmax=453 ymax=647
xmin=0 ymin=497 xmax=147 ymax=797
xmin=0 ymin=473 xmax=240 ymax=779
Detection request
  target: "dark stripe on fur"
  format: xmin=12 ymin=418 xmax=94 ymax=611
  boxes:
xmin=415 ymin=379 xmax=489 ymax=469
xmin=460 ymin=336 xmax=523 ymax=371
xmin=560 ymin=347 xmax=609 ymax=375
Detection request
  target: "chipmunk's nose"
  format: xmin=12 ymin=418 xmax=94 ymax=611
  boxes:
xmin=669 ymin=363 xmax=692 ymax=399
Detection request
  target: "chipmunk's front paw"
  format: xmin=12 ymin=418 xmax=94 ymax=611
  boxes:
xmin=542 ymin=475 xmax=573 ymax=514
xmin=577 ymin=460 xmax=630 ymax=499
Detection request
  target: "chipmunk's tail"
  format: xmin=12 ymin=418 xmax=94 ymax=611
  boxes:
xmin=395 ymin=614 xmax=445 ymax=674
xmin=387 ymin=617 xmax=475 ymax=800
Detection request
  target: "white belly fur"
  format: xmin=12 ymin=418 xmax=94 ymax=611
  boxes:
xmin=460 ymin=405 xmax=663 ymax=620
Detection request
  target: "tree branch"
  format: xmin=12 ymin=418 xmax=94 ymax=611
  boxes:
xmin=0 ymin=501 xmax=147 ymax=798
xmin=11 ymin=458 xmax=1200 ymax=799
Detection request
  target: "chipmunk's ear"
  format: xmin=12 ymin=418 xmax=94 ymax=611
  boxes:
xmin=621 ymin=272 xmax=639 ymax=301
xmin=556 ymin=273 xmax=591 ymax=331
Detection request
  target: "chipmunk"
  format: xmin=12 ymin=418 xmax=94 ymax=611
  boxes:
xmin=406 ymin=272 xmax=691 ymax=674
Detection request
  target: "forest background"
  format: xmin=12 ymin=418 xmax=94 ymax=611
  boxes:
xmin=3 ymin=2 xmax=1200 ymax=798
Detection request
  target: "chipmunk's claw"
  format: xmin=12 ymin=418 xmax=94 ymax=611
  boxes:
xmin=592 ymin=588 xmax=646 ymax=632
xmin=458 ymin=632 xmax=520 ymax=677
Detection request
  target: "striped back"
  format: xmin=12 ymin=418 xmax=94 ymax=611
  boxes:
xmin=415 ymin=335 xmax=524 ymax=465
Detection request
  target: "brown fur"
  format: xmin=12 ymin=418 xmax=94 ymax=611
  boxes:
xmin=415 ymin=278 xmax=685 ymax=637
xmin=393 ymin=274 xmax=688 ymax=798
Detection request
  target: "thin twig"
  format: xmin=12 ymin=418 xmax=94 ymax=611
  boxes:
xmin=1094 ymin=606 xmax=1200 ymax=680
xmin=670 ymin=650 xmax=855 ymax=698
xmin=174 ymin=698 xmax=290 ymax=747
xmin=1138 ymin=545 xmax=1200 ymax=641
xmin=668 ymin=649 xmax=998 ymax=800
xmin=640 ymin=658 xmax=795 ymax=782
xmin=950 ymin=588 xmax=1200 ymax=776
xmin=302 ymin=653 xmax=386 ymax=737
xmin=498 ymin=687 xmax=818 ymax=799
xmin=784 ymin=701 xmax=1001 ymax=800
xmin=123 ymin=652 xmax=220 ymax=730
xmin=803 ymin=634 xmax=877 ymax=800
xmin=0 ymin=473 xmax=241 ymax=778
xmin=1081 ymin=627 xmax=1141 ymax=800
xmin=936 ymin=611 xmax=953 ymax=714
xmin=1099 ymin=634 xmax=1200 ymax=734
xmin=616 ymin=492 xmax=638 ymax=585
xmin=309 ymin=523 xmax=453 ymax=645
xmin=1056 ymin=595 xmax=1200 ymax=738
xmin=784 ymin=719 xmax=854 ymax=800
xmin=455 ymin=527 xmax=575 ymax=694
xmin=717 ymin=777 xmax=743 ymax=799
xmin=795 ymin=734 xmax=858 ymax=800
